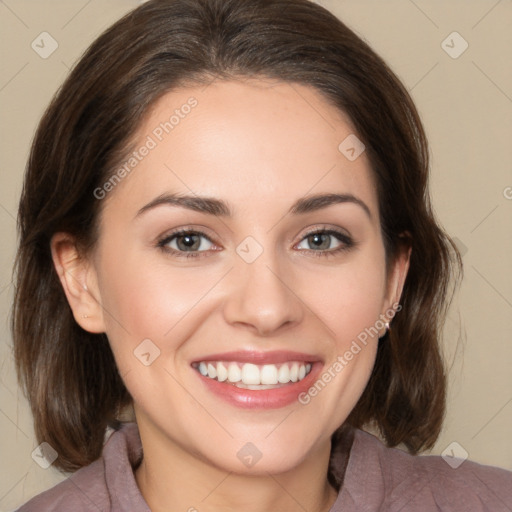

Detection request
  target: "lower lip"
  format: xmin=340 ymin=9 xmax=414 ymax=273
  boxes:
xmin=193 ymin=363 xmax=322 ymax=409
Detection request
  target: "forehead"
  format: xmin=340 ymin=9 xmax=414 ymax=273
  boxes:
xmin=103 ymin=79 xmax=377 ymax=219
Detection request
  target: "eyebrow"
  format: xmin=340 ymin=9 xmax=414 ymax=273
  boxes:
xmin=136 ymin=193 xmax=231 ymax=218
xmin=135 ymin=192 xmax=372 ymax=220
xmin=290 ymin=193 xmax=371 ymax=219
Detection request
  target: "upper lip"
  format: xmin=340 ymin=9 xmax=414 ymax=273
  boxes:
xmin=191 ymin=350 xmax=322 ymax=365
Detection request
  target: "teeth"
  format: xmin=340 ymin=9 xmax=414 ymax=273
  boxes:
xmin=242 ymin=363 xmax=260 ymax=385
xmin=217 ymin=362 xmax=228 ymax=382
xmin=278 ymin=364 xmax=290 ymax=383
xmin=290 ymin=363 xmax=299 ymax=382
xmin=234 ymin=382 xmax=283 ymax=390
xmin=261 ymin=364 xmax=278 ymax=385
xmin=195 ymin=361 xmax=313 ymax=386
xmin=198 ymin=362 xmax=208 ymax=376
xmin=227 ymin=362 xmax=241 ymax=383
xmin=207 ymin=363 xmax=217 ymax=379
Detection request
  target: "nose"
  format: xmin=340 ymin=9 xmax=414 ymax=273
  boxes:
xmin=222 ymin=250 xmax=304 ymax=336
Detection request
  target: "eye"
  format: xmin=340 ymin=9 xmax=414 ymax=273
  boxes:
xmin=157 ymin=229 xmax=216 ymax=257
xmin=295 ymin=228 xmax=354 ymax=255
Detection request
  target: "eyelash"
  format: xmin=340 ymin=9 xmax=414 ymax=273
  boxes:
xmin=300 ymin=228 xmax=355 ymax=258
xmin=156 ymin=227 xmax=355 ymax=259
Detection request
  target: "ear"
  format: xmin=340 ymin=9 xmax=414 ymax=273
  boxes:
xmin=50 ymin=232 xmax=106 ymax=333
xmin=380 ymin=235 xmax=412 ymax=332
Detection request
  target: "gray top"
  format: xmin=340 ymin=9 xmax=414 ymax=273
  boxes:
xmin=17 ymin=423 xmax=512 ymax=511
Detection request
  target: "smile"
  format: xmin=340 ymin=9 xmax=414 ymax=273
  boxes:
xmin=192 ymin=361 xmax=313 ymax=389
xmin=190 ymin=351 xmax=322 ymax=408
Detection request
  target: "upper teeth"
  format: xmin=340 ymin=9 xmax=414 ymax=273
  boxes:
xmin=195 ymin=361 xmax=312 ymax=385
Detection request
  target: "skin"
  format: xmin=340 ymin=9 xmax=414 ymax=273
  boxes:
xmin=52 ymin=78 xmax=410 ymax=512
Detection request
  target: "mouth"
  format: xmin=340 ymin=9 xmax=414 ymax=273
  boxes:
xmin=192 ymin=360 xmax=313 ymax=389
xmin=190 ymin=351 xmax=322 ymax=408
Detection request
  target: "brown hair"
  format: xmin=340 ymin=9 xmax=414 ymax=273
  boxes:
xmin=13 ymin=0 xmax=462 ymax=472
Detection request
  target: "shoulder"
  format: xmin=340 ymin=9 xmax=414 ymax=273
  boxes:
xmin=16 ymin=423 xmax=148 ymax=512
xmin=332 ymin=427 xmax=512 ymax=511
xmin=15 ymin=458 xmax=109 ymax=512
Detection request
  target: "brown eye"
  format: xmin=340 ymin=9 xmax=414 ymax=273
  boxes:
xmin=158 ymin=230 xmax=215 ymax=254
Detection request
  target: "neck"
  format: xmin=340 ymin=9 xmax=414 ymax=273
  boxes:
xmin=134 ymin=421 xmax=339 ymax=512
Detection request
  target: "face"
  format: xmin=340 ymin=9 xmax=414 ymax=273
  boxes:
xmin=60 ymin=79 xmax=407 ymax=475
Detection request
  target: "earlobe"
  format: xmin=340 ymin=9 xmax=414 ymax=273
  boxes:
xmin=50 ymin=232 xmax=106 ymax=333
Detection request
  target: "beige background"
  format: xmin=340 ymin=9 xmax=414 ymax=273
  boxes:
xmin=0 ymin=0 xmax=511 ymax=509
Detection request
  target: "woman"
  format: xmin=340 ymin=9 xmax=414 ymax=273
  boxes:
xmin=12 ymin=0 xmax=512 ymax=510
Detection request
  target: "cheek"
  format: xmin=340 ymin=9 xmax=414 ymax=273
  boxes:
xmin=98 ymin=243 xmax=194 ymax=328
xmin=301 ymin=252 xmax=387 ymax=343
xmin=95 ymin=246 xmax=225 ymax=368
xmin=295 ymin=257 xmax=386 ymax=417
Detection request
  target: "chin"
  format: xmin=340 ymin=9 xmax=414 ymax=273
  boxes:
xmin=191 ymin=427 xmax=328 ymax=476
